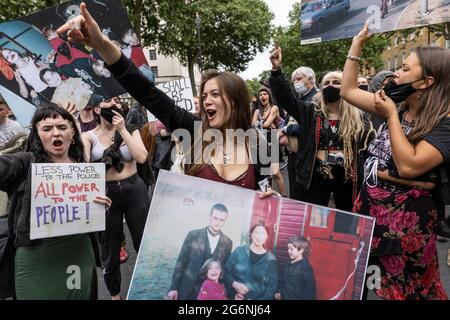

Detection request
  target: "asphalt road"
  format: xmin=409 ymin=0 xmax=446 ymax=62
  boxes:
xmin=98 ymin=166 xmax=450 ymax=300
xmin=302 ymin=0 xmax=411 ymax=43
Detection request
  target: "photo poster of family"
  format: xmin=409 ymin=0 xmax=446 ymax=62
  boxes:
xmin=299 ymin=0 xmax=450 ymax=44
xmin=127 ymin=170 xmax=376 ymax=300
xmin=0 ymin=0 xmax=154 ymax=127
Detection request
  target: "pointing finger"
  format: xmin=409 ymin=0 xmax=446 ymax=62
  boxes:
xmin=80 ymin=2 xmax=95 ymax=25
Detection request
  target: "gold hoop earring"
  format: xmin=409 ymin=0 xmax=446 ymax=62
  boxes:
xmin=71 ymin=138 xmax=75 ymax=145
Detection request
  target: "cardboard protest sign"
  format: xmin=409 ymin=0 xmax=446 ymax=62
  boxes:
xmin=156 ymin=78 xmax=195 ymax=113
xmin=128 ymin=171 xmax=375 ymax=300
xmin=300 ymin=0 xmax=450 ymax=44
xmin=30 ymin=163 xmax=105 ymax=240
xmin=0 ymin=0 xmax=153 ymax=126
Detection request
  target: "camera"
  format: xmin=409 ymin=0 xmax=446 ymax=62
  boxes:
xmin=327 ymin=152 xmax=344 ymax=166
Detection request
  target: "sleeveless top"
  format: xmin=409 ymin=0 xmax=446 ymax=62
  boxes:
xmin=196 ymin=164 xmax=256 ymax=190
xmin=255 ymin=106 xmax=279 ymax=144
xmin=87 ymin=131 xmax=133 ymax=162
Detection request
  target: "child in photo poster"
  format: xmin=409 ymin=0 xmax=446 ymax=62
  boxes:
xmin=275 ymin=236 xmax=317 ymax=300
xmin=197 ymin=258 xmax=228 ymax=300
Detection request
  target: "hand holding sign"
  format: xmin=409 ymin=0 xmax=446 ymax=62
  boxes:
xmin=353 ymin=22 xmax=373 ymax=46
xmin=93 ymin=195 xmax=112 ymax=208
xmin=270 ymin=40 xmax=282 ymax=70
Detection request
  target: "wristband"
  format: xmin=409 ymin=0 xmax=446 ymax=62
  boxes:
xmin=346 ymin=55 xmax=361 ymax=62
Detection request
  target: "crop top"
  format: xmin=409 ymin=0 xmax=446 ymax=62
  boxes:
xmin=87 ymin=131 xmax=133 ymax=162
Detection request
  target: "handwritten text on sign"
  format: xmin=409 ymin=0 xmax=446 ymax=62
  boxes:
xmin=30 ymin=163 xmax=106 ymax=240
xmin=156 ymin=78 xmax=195 ymax=112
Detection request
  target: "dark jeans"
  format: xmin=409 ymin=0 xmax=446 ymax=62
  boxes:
xmin=102 ymin=174 xmax=150 ymax=296
xmin=288 ymin=152 xmax=307 ymax=201
xmin=305 ymin=161 xmax=354 ymax=212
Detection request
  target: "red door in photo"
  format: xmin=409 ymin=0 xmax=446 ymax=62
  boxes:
xmin=250 ymin=195 xmax=280 ymax=252
xmin=303 ymin=206 xmax=364 ymax=300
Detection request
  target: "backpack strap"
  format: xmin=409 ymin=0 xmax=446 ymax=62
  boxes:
xmin=315 ymin=115 xmax=321 ymax=145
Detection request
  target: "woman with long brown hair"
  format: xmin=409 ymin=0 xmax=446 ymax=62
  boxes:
xmin=58 ymin=3 xmax=275 ymax=195
xmin=340 ymin=23 xmax=449 ymax=300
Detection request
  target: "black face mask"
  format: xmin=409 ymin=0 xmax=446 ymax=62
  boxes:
xmin=358 ymin=84 xmax=369 ymax=91
xmin=383 ymin=79 xmax=423 ymax=103
xmin=322 ymin=85 xmax=341 ymax=104
xmin=100 ymin=105 xmax=123 ymax=123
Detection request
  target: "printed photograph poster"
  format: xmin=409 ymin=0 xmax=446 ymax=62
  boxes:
xmin=300 ymin=0 xmax=450 ymax=44
xmin=156 ymin=78 xmax=196 ymax=113
xmin=127 ymin=170 xmax=375 ymax=300
xmin=0 ymin=0 xmax=154 ymax=126
xmin=30 ymin=163 xmax=106 ymax=240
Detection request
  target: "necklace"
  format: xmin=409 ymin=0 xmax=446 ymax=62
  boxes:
xmin=100 ymin=127 xmax=115 ymax=142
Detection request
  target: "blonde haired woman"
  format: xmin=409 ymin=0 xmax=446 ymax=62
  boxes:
xmin=269 ymin=49 xmax=374 ymax=211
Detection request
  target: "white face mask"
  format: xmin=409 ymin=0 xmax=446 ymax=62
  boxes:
xmin=294 ymin=82 xmax=308 ymax=96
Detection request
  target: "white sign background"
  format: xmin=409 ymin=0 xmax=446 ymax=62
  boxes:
xmin=30 ymin=163 xmax=106 ymax=240
xmin=156 ymin=78 xmax=195 ymax=113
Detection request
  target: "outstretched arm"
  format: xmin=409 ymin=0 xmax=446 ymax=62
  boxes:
xmin=341 ymin=23 xmax=384 ymax=117
xmin=57 ymin=2 xmax=198 ymax=135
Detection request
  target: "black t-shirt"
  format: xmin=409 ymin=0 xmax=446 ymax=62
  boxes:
xmin=424 ymin=117 xmax=450 ymax=164
xmin=250 ymin=250 xmax=266 ymax=265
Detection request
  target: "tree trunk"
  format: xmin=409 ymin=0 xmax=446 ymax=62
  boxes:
xmin=134 ymin=0 xmax=143 ymax=41
xmin=187 ymin=51 xmax=197 ymax=96
xmin=445 ymin=22 xmax=450 ymax=41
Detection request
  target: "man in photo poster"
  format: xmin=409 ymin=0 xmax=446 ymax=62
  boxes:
xmin=167 ymin=204 xmax=233 ymax=300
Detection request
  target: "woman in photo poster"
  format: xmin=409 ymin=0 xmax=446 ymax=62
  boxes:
xmin=223 ymin=222 xmax=278 ymax=300
xmin=0 ymin=48 xmax=50 ymax=102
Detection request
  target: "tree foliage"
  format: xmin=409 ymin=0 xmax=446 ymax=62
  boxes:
xmin=128 ymin=0 xmax=273 ymax=94
xmin=0 ymin=0 xmax=60 ymax=22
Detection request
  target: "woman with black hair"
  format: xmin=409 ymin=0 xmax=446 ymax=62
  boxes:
xmin=0 ymin=103 xmax=111 ymax=299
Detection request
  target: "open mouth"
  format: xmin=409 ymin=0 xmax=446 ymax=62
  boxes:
xmin=52 ymin=139 xmax=63 ymax=148
xmin=205 ymin=109 xmax=216 ymax=120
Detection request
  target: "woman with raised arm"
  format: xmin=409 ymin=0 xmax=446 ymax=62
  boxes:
xmin=57 ymin=3 xmax=275 ymax=197
xmin=268 ymin=44 xmax=374 ymax=211
xmin=340 ymin=23 xmax=449 ymax=300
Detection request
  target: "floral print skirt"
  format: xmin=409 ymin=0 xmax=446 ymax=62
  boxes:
xmin=354 ymin=182 xmax=448 ymax=300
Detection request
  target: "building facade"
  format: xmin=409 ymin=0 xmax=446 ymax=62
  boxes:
xmin=143 ymin=46 xmax=201 ymax=91
xmin=382 ymin=27 xmax=450 ymax=73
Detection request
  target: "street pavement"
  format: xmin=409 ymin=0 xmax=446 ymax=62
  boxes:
xmin=396 ymin=0 xmax=450 ymax=29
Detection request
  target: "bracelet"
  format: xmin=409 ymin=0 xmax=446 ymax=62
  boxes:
xmin=346 ymin=55 xmax=361 ymax=62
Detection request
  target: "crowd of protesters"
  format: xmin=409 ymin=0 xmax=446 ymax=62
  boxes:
xmin=0 ymin=2 xmax=449 ymax=301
